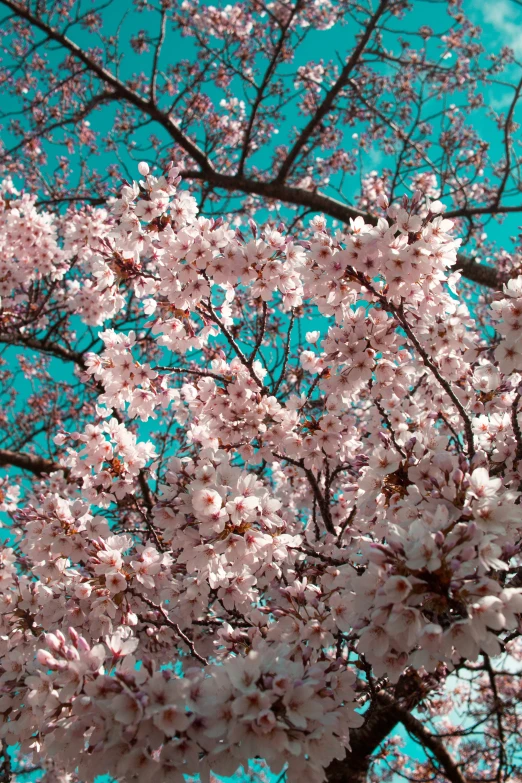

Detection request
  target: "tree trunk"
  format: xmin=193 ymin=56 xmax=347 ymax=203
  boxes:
xmin=327 ymin=673 xmax=425 ymax=782
xmin=326 ymin=753 xmax=372 ymax=783
xmin=326 ymin=699 xmax=401 ymax=783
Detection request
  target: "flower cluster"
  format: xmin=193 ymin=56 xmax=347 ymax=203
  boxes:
xmin=492 ymin=276 xmax=522 ymax=375
xmin=1 ymin=162 xmax=522 ymax=783
xmin=22 ymin=633 xmax=361 ymax=783
xmin=0 ymin=181 xmax=67 ymax=302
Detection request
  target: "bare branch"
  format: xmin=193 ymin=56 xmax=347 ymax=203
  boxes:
xmin=0 ymin=332 xmax=86 ymax=367
xmin=275 ymin=0 xmax=390 ymax=183
xmin=0 ymin=0 xmax=212 ymax=172
xmin=237 ymin=0 xmax=302 ymax=175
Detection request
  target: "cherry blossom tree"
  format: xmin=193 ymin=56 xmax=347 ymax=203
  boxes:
xmin=1 ymin=2 xmax=522 ymax=783
xmin=0 ymin=158 xmax=521 ymax=783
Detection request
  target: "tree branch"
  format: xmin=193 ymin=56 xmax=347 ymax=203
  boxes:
xmin=395 ymin=304 xmax=475 ymax=459
xmin=133 ymin=591 xmax=208 ymax=665
xmin=237 ymin=0 xmax=302 ymax=175
xmin=275 ymin=0 xmax=390 ymax=183
xmin=0 ymin=0 xmax=212 ymax=172
xmin=0 ymin=449 xmax=63 ymax=476
xmin=272 ymin=451 xmax=335 ymax=534
xmin=0 ymin=2 xmax=505 ymax=293
xmin=382 ymin=696 xmax=468 ymax=783
xmin=327 ymin=676 xmax=463 ymax=783
xmin=0 ymin=333 xmax=86 ymax=367
xmin=454 ymin=256 xmax=501 ymax=289
xmin=182 ymin=169 xmax=502 ymax=290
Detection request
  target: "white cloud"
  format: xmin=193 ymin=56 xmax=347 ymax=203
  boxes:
xmin=489 ymin=91 xmax=515 ymax=110
xmin=365 ymin=147 xmax=383 ymax=168
xmin=473 ymin=0 xmax=522 ymax=56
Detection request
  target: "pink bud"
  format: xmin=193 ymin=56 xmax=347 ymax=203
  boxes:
xmin=68 ymin=627 xmax=79 ymax=647
xmin=125 ymin=611 xmax=138 ymax=626
xmin=77 ymin=636 xmax=91 ymax=653
xmin=45 ymin=632 xmax=63 ymax=653
xmin=458 ymin=455 xmax=470 ymax=472
xmin=466 ymin=522 xmax=477 ymax=538
xmin=37 ymin=649 xmax=58 ymax=669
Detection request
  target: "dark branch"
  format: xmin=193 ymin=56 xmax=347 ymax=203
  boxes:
xmin=275 ymin=0 xmax=390 ymax=183
xmin=0 ymin=0 xmax=212 ymax=172
xmin=0 ymin=449 xmax=64 ymax=476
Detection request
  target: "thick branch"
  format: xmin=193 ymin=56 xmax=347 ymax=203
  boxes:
xmin=512 ymin=393 xmax=522 ymax=463
xmin=447 ymin=203 xmax=522 ymax=220
xmin=183 ymin=168 xmax=368 ymax=223
xmin=0 ymin=333 xmax=86 ymax=367
xmin=328 ymin=682 xmax=469 ymax=783
xmin=454 ymin=256 xmax=501 ymax=289
xmin=0 ymin=449 xmax=63 ymax=476
xmin=326 ymin=695 xmax=403 ymax=783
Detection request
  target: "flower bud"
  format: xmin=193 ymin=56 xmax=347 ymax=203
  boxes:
xmin=460 ymin=546 xmax=476 ymax=561
xmin=68 ymin=627 xmax=79 ymax=647
xmin=465 ymin=521 xmax=477 ymax=539
xmin=45 ymin=632 xmax=63 ymax=654
xmin=36 ymin=649 xmax=59 ymax=669
xmin=64 ymin=646 xmax=80 ymax=662
xmin=77 ymin=636 xmax=91 ymax=653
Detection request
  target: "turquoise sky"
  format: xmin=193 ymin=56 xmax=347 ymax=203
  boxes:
xmin=2 ymin=1 xmax=521 ymax=781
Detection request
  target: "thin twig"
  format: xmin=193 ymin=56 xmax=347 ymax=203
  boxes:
xmin=135 ymin=591 xmax=209 ymax=665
